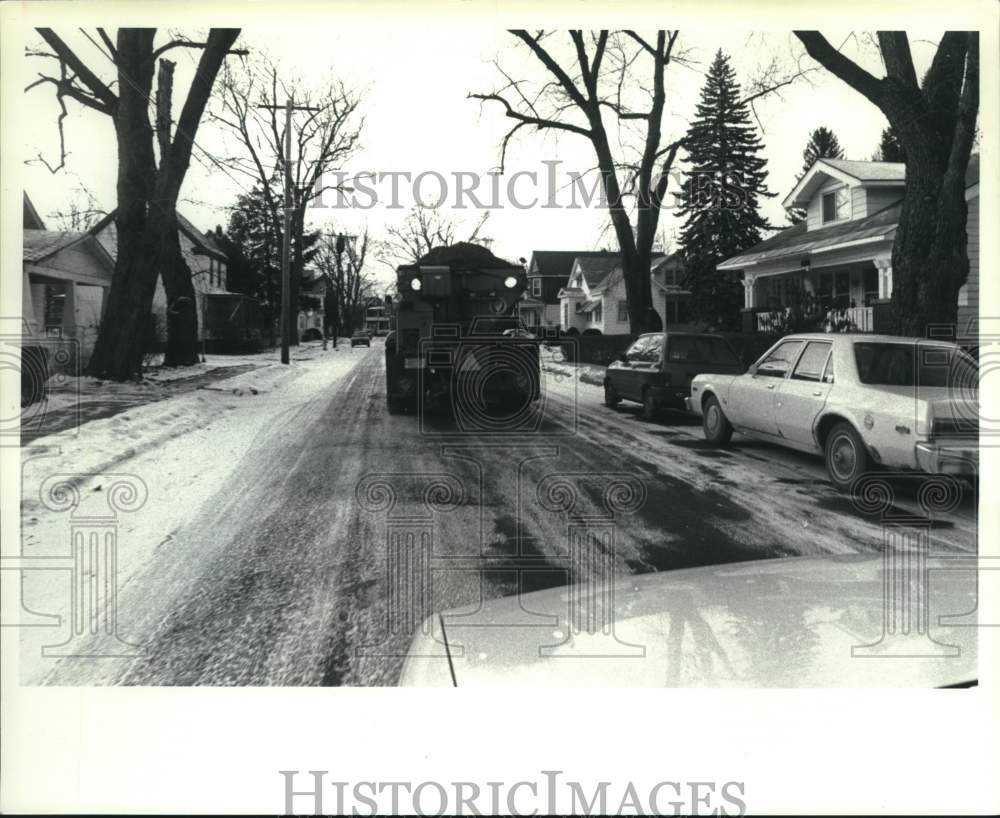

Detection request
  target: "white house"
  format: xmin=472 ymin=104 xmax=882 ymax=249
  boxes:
xmin=718 ymin=155 xmax=980 ymax=336
xmin=650 ymin=252 xmax=694 ymax=329
xmin=558 ymin=255 xmax=632 ymax=334
xmin=22 ymin=194 xmax=115 ymax=365
xmin=556 ymin=252 xmax=684 ymax=335
xmin=518 ymin=250 xmax=618 ymax=333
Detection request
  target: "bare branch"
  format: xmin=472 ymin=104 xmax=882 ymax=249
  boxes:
xmin=794 ymin=31 xmax=883 ymax=106
xmin=152 ymin=37 xmax=248 ymax=61
xmin=36 ymin=28 xmax=117 ymax=111
xmin=469 ymin=91 xmax=592 ymax=137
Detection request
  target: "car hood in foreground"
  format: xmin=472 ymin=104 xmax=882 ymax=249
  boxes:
xmin=398 ymin=554 xmax=977 ymax=687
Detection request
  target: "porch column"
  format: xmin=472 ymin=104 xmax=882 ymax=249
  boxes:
xmin=22 ymin=272 xmax=38 ymax=337
xmin=62 ymin=280 xmax=77 ymax=339
xmin=875 ymin=257 xmax=893 ymax=299
xmin=741 ymin=273 xmax=758 ymax=308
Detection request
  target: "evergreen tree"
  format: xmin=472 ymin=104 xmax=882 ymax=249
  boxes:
xmin=787 ymin=126 xmax=845 ymax=223
xmin=800 ymin=126 xmax=844 ymax=175
xmin=225 ymin=185 xmax=321 ymax=343
xmin=677 ymin=50 xmax=772 ymax=330
xmin=872 ymin=126 xmax=906 ymax=163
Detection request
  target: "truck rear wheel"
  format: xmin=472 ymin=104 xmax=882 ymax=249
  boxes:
xmin=641 ymin=388 xmax=659 ymax=421
xmin=604 ymin=380 xmax=620 ymax=408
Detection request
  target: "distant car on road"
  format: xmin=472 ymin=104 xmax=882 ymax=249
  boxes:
xmin=398 ymin=554 xmax=977 ymax=687
xmin=686 ymin=333 xmax=978 ymax=491
xmin=351 ymin=330 xmax=371 ymax=348
xmin=604 ymin=332 xmax=743 ymax=420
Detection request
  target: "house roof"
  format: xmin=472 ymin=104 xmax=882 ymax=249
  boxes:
xmin=23 ymin=194 xmax=45 ymax=230
xmin=23 ymin=229 xmax=88 ymax=262
xmin=527 ymin=250 xmax=618 ymax=279
xmin=718 ymin=205 xmax=897 ymax=270
xmin=177 ymin=213 xmax=227 ymax=260
xmin=650 ymin=252 xmax=682 ymax=274
xmin=87 ymin=210 xmax=229 ymax=263
xmin=571 ymin=251 xmax=669 ymax=291
xmin=573 ymin=255 xmax=621 ymax=289
xmin=783 ymin=158 xmax=906 ymax=208
xmin=728 ymin=154 xmax=981 ymax=271
xmin=822 ymin=159 xmax=907 ymax=182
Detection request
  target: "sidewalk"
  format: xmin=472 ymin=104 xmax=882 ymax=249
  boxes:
xmin=538 ymin=346 xmax=607 ymax=388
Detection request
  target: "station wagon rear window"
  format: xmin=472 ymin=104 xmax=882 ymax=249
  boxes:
xmin=854 ymin=342 xmax=978 ymax=388
xmin=666 ymin=336 xmax=740 ymax=365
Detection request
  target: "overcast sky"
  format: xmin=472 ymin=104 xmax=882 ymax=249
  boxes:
xmin=20 ymin=21 xmax=947 ymax=288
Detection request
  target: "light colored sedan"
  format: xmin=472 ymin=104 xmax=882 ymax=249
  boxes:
xmin=398 ymin=554 xmax=977 ymax=687
xmin=685 ymin=333 xmax=978 ymax=491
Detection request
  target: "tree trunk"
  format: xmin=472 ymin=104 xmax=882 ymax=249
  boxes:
xmin=84 ymin=28 xmax=241 ymax=379
xmin=157 ymin=210 xmax=201 ymax=365
xmin=888 ymin=157 xmax=968 ymax=336
xmin=591 ymin=132 xmax=657 ymax=335
xmin=86 ymin=30 xmax=158 ymax=380
xmin=794 ymin=31 xmax=978 ymax=338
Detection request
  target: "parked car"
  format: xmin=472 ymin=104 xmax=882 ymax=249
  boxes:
xmin=351 ymin=330 xmax=371 ymax=347
xmin=603 ymin=332 xmax=744 ymax=419
xmin=398 ymin=554 xmax=977 ymax=687
xmin=686 ymin=333 xmax=979 ymax=491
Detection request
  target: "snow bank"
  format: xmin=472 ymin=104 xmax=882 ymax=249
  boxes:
xmin=18 ymin=346 xmax=371 ymax=683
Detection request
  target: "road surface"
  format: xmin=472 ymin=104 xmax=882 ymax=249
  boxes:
xmin=25 ymin=340 xmax=977 ymax=685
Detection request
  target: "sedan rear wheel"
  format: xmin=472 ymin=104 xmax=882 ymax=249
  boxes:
xmin=824 ymin=422 xmax=871 ymax=493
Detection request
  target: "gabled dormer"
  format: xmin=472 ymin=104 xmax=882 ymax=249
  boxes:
xmin=783 ymin=158 xmax=906 ymax=231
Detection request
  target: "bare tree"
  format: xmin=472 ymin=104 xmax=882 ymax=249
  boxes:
xmin=377 ymin=206 xmax=490 ymax=269
xmin=47 ymin=183 xmax=108 ymax=231
xmin=27 ymin=28 xmax=244 ymax=378
xmin=316 ymin=227 xmax=375 ymax=335
xmin=211 ymin=56 xmax=363 ymax=343
xmin=471 ymin=31 xmax=807 ymax=334
xmin=794 ymin=31 xmax=978 ymax=334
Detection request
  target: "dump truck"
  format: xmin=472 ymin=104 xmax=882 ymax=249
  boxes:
xmin=384 ymin=243 xmax=540 ymax=415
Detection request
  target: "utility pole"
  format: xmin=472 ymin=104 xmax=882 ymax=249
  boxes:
xmin=257 ymin=96 xmax=320 ymax=364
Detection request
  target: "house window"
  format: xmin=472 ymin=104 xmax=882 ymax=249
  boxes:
xmin=531 ymin=278 xmax=542 ymax=298
xmin=822 ymin=188 xmax=850 ymax=223
xmin=593 ymin=302 xmax=602 ymax=323
xmin=43 ymin=282 xmax=67 ymax=329
xmin=818 ymin=270 xmax=851 ymax=310
xmin=617 ymin=301 xmax=628 ymax=322
xmin=663 ymin=297 xmax=691 ymax=325
xmin=863 ymin=267 xmax=879 ymax=305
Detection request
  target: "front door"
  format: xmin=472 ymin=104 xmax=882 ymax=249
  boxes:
xmin=727 ymin=339 xmax=804 ymax=435
xmin=774 ymin=340 xmax=834 ymax=447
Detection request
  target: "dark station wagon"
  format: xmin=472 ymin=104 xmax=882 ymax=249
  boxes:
xmin=604 ymin=332 xmax=743 ymax=419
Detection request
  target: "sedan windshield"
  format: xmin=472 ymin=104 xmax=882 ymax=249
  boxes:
xmin=854 ymin=342 xmax=978 ymax=388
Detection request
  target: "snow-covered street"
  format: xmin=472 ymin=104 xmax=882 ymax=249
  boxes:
xmin=16 ymin=340 xmax=977 ymax=686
